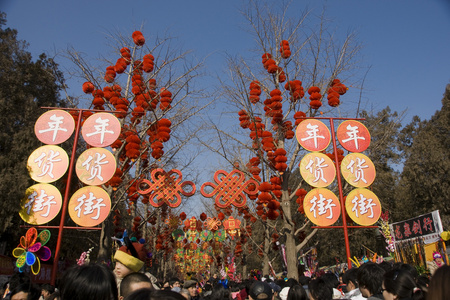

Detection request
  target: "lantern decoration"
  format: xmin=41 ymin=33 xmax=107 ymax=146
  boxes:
xmin=12 ymin=228 xmax=51 ymax=275
xmin=238 ymin=110 xmax=251 ymax=129
xmin=91 ymin=89 xmax=105 ymax=110
xmin=159 ymin=88 xmax=172 ymax=111
xmin=279 ymin=40 xmax=291 ymax=59
xmin=274 ymin=148 xmax=287 ymax=173
xmin=308 ymin=86 xmax=322 ymax=109
xmin=249 ymin=80 xmax=261 ymax=104
xmin=262 ymin=53 xmax=278 ymax=74
xmin=283 ymin=121 xmax=295 ymax=140
xmin=293 ymin=111 xmax=306 ymax=126
xmin=165 ymin=215 xmax=181 ymax=229
xmin=82 ymin=82 xmax=95 ymax=94
xmin=104 ymin=65 xmax=116 ymax=83
xmin=143 ymin=54 xmax=154 ymax=73
xmin=132 ymin=31 xmax=145 ymax=46
xmin=200 ymin=230 xmax=213 ymax=241
xmin=214 ymin=229 xmax=227 ymax=242
xmin=285 ymin=80 xmax=304 ymax=102
xmin=114 ymin=57 xmax=128 ymax=74
xmin=204 ymin=217 xmax=222 ymax=231
xmin=295 ymin=188 xmax=308 ymax=214
xmin=327 ymin=79 xmax=347 ymax=107
xmin=247 ymin=157 xmax=262 ymax=182
xmin=223 ymin=217 xmax=241 ymax=240
xmin=277 ymin=67 xmax=286 ymax=83
xmin=172 ymin=229 xmax=185 ymax=242
xmin=137 ymin=168 xmax=196 ymax=208
xmin=120 ymin=47 xmax=131 ymax=64
xmin=186 ymin=229 xmax=199 ymax=242
xmin=201 ymin=169 xmax=259 ymax=208
xmin=267 ymin=89 xmax=283 ymax=124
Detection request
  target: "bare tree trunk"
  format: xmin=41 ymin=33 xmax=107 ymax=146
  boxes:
xmin=98 ymin=217 xmax=112 ymax=263
xmin=263 ymin=226 xmax=270 ymax=275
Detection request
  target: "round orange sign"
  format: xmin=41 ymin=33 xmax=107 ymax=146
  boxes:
xmin=19 ymin=184 xmax=62 ymax=225
xmin=81 ymin=112 xmax=121 ymax=147
xmin=75 ymin=148 xmax=117 ymax=186
xmin=27 ymin=145 xmax=69 ymax=183
xmin=341 ymin=153 xmax=376 ymax=187
xmin=296 ymin=119 xmax=331 ymax=152
xmin=337 ymin=120 xmax=371 ymax=152
xmin=345 ymin=188 xmax=381 ymax=225
xmin=68 ymin=186 xmax=111 ymax=227
xmin=303 ymin=188 xmax=341 ymax=226
xmin=35 ymin=110 xmax=75 ymax=145
xmin=299 ymin=153 xmax=336 ymax=187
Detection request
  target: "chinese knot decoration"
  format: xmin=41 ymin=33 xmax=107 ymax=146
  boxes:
xmin=13 ymin=227 xmax=52 ymax=275
xmin=137 ymin=168 xmax=196 ymax=208
xmin=200 ymin=169 xmax=259 ymax=208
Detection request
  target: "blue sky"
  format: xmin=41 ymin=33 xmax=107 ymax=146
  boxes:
xmin=2 ymin=0 xmax=450 ymax=124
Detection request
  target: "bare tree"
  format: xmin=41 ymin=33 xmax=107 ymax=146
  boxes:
xmin=199 ymin=1 xmax=364 ymax=279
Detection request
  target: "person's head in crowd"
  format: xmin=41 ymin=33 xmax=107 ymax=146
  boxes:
xmin=6 ymin=272 xmax=31 ymax=298
xmin=432 ymin=252 xmax=444 ymax=265
xmin=286 ymin=285 xmax=307 ymax=300
xmin=60 ymin=264 xmax=118 ymax=300
xmin=40 ymin=284 xmax=55 ymax=300
xmin=284 ymin=278 xmax=298 ymax=289
xmin=209 ymin=283 xmax=229 ymax=300
xmin=392 ymin=263 xmax=418 ymax=280
xmin=202 ymin=283 xmax=213 ymax=299
xmin=357 ymin=262 xmax=385 ymax=298
xmin=415 ymin=275 xmax=429 ymax=296
xmin=179 ymin=288 xmax=190 ymax=300
xmin=382 ymin=269 xmax=424 ymax=300
xmin=427 ymin=265 xmax=450 ymax=300
xmin=183 ymin=280 xmax=197 ymax=299
xmin=114 ymin=240 xmax=147 ymax=280
xmin=124 ymin=288 xmax=186 ymax=300
xmin=9 ymin=283 xmax=41 ymax=300
xmin=248 ymin=281 xmax=273 ymax=300
xmin=169 ymin=278 xmax=181 ymax=290
xmin=46 ymin=291 xmax=60 ymax=300
xmin=308 ymin=278 xmax=332 ymax=300
xmin=120 ymin=272 xmax=152 ymax=300
xmin=162 ymin=281 xmax=170 ymax=290
xmin=342 ymin=268 xmax=359 ymax=292
xmin=297 ymin=276 xmax=310 ymax=288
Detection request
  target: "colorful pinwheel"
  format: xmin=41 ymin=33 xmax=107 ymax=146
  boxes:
xmin=13 ymin=228 xmax=51 ymax=275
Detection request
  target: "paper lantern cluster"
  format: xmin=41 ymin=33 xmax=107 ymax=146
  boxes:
xmin=264 ymin=89 xmax=283 ymax=124
xmin=273 ymin=121 xmax=294 ymax=140
xmin=324 ymin=148 xmax=345 ymax=166
xmin=279 ymin=40 xmax=291 ymax=59
xmin=308 ymin=86 xmax=322 ymax=110
xmin=262 ymin=53 xmax=278 ymax=74
xmin=159 ymin=88 xmax=172 ymax=111
xmin=132 ymin=31 xmax=145 ymax=46
xmin=146 ymin=118 xmax=171 ymax=159
xmin=92 ymin=89 xmax=105 ymax=110
xmin=295 ymin=188 xmax=308 ymax=214
xmin=274 ymin=148 xmax=287 ymax=173
xmin=104 ymin=66 xmax=116 ymax=83
xmin=285 ymin=80 xmax=304 ymax=102
xmin=125 ymin=130 xmax=141 ymax=160
xmin=249 ymin=80 xmax=261 ymax=104
xmin=326 ymin=79 xmax=347 ymax=107
xmin=246 ymin=157 xmax=261 ymax=182
xmin=260 ymin=130 xmax=276 ymax=152
xmin=293 ymin=111 xmax=307 ymax=126
xmin=238 ymin=109 xmax=251 ymax=129
xmin=143 ymin=54 xmax=155 ymax=73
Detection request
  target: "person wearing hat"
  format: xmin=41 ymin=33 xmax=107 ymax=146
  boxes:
xmin=427 ymin=251 xmax=446 ymax=275
xmin=183 ymin=280 xmax=200 ymax=300
xmin=249 ymin=281 xmax=273 ymax=300
xmin=113 ymin=237 xmax=148 ymax=293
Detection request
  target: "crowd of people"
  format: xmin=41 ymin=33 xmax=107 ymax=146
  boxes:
xmin=1 ymin=239 xmax=448 ymax=300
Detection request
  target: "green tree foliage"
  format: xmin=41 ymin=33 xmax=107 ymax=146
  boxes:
xmin=396 ymin=84 xmax=450 ymax=227
xmin=0 ymin=13 xmax=66 ymax=237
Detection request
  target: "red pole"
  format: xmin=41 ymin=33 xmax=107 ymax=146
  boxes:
xmin=50 ymin=109 xmax=84 ymax=285
xmin=329 ymin=119 xmax=353 ymax=268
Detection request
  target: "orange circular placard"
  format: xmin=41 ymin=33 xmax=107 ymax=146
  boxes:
xmin=337 ymin=120 xmax=371 ymax=152
xmin=81 ymin=112 xmax=121 ymax=147
xmin=303 ymin=188 xmax=340 ymax=226
xmin=341 ymin=153 xmax=376 ymax=187
xmin=299 ymin=153 xmax=336 ymax=187
xmin=68 ymin=186 xmax=111 ymax=227
xmin=35 ymin=110 xmax=75 ymax=145
xmin=19 ymin=184 xmax=62 ymax=225
xmin=75 ymin=148 xmax=117 ymax=186
xmin=296 ymin=119 xmax=331 ymax=152
xmin=27 ymin=145 xmax=69 ymax=183
xmin=345 ymin=188 xmax=381 ymax=225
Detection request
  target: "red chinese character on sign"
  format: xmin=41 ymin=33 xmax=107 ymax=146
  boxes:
xmin=412 ymin=220 xmax=422 ymax=235
xmin=423 ymin=217 xmax=433 ymax=232
xmin=403 ymin=223 xmax=412 ymax=238
xmin=395 ymin=225 xmax=403 ymax=239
